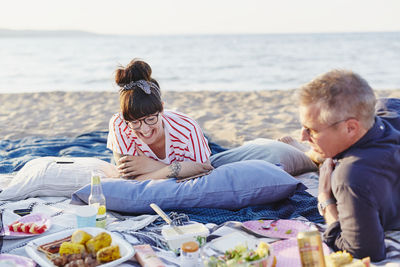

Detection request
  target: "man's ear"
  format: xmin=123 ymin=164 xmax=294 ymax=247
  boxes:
xmin=346 ymin=118 xmax=360 ymax=136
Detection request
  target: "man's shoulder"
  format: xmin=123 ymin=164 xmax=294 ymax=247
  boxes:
xmin=334 ymin=143 xmax=399 ymax=187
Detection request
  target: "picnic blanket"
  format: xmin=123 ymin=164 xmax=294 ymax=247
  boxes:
xmin=1 ymin=131 xmax=399 ymax=266
xmin=0 ymin=131 xmax=323 ymax=224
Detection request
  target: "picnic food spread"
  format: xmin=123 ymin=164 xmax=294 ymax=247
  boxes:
xmin=206 ymin=241 xmax=272 ymax=266
xmin=37 ymin=229 xmax=121 ymax=267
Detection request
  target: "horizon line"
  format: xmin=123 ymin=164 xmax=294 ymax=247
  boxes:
xmin=1 ymin=28 xmax=399 ymax=37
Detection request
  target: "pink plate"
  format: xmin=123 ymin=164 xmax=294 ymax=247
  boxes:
xmin=0 ymin=253 xmax=36 ymax=267
xmin=271 ymin=238 xmax=331 ymax=267
xmin=4 ymin=213 xmax=51 ymax=239
xmin=242 ymin=219 xmax=311 ymax=239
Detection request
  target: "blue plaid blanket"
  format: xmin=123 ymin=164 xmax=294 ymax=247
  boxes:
xmin=0 ymin=131 xmax=323 ymax=224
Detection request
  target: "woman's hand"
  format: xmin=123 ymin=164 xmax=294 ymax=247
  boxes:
xmin=117 ymin=147 xmax=166 ymax=178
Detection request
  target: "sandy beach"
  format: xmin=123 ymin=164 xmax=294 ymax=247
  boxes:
xmin=1 ymin=89 xmax=400 ymax=148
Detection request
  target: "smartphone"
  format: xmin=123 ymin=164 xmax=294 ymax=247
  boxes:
xmin=13 ymin=208 xmax=32 ymax=216
xmin=55 ymin=158 xmax=74 ymax=164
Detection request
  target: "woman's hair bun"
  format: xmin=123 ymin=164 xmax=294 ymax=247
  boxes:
xmin=115 ymin=59 xmax=152 ymax=87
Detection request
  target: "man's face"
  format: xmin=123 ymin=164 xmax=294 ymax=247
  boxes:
xmin=299 ymin=104 xmax=351 ymax=159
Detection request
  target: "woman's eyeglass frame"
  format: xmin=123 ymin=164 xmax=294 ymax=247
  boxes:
xmin=127 ymin=113 xmax=160 ymax=130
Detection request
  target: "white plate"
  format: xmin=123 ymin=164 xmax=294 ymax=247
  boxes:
xmin=209 ymin=231 xmax=265 ymax=252
xmin=25 ymin=227 xmax=135 ymax=267
xmin=4 ymin=213 xmax=51 ymax=239
xmin=202 ymin=231 xmax=274 ymax=267
xmin=0 ymin=254 xmax=36 ymax=267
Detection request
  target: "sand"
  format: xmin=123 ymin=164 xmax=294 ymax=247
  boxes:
xmin=1 ymin=89 xmax=400 ymax=148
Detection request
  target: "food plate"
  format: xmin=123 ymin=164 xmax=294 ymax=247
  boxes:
xmin=242 ymin=219 xmax=311 ymax=239
xmin=4 ymin=213 xmax=51 ymax=239
xmin=201 ymin=231 xmax=275 ymax=267
xmin=0 ymin=254 xmax=36 ymax=267
xmin=25 ymin=227 xmax=135 ymax=267
xmin=271 ymin=238 xmax=331 ymax=267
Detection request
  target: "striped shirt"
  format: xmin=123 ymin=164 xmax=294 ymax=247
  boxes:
xmin=107 ymin=110 xmax=211 ymax=164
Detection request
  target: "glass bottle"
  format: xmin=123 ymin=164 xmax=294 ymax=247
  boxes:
xmin=180 ymin=241 xmax=199 ymax=267
xmin=88 ymin=172 xmax=107 ymax=228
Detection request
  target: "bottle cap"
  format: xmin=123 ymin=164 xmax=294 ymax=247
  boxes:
xmin=181 ymin=241 xmax=199 ymax=252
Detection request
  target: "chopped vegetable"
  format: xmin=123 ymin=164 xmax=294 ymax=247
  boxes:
xmin=8 ymin=221 xmax=47 ymax=234
xmin=206 ymin=241 xmax=270 ymax=266
xmin=285 ymin=229 xmax=292 ymax=234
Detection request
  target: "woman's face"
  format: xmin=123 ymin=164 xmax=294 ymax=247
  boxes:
xmin=128 ymin=112 xmax=164 ymax=146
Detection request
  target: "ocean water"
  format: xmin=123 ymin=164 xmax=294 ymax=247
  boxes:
xmin=0 ymin=32 xmax=399 ymax=93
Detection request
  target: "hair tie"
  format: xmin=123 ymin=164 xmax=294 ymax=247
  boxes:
xmin=123 ymin=80 xmax=159 ymax=94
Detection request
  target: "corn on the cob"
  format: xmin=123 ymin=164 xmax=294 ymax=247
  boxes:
xmin=58 ymin=242 xmax=85 ymax=256
xmin=71 ymin=230 xmax=93 ymax=245
xmin=86 ymin=232 xmax=112 ymax=254
xmin=96 ymin=245 xmax=121 ymax=263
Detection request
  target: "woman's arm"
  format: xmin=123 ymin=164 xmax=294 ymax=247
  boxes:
xmin=134 ymin=160 xmax=213 ymax=181
xmin=115 ymin=150 xmax=213 ymax=180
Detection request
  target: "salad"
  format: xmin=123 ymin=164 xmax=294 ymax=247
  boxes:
xmin=206 ymin=241 xmax=270 ymax=267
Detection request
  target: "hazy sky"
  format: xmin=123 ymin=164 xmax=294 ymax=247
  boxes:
xmin=1 ymin=0 xmax=399 ymax=35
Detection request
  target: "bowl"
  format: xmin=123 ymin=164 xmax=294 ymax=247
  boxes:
xmin=161 ymin=222 xmax=209 ymax=251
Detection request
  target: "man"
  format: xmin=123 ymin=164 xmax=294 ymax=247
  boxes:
xmin=298 ymin=69 xmax=400 ymax=261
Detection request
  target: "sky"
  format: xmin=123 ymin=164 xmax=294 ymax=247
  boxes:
xmin=1 ymin=0 xmax=399 ymax=35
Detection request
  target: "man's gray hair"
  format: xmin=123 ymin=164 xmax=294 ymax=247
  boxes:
xmin=298 ymin=69 xmax=376 ymax=129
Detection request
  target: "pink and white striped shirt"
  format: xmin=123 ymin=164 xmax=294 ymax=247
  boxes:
xmin=107 ymin=110 xmax=211 ymax=164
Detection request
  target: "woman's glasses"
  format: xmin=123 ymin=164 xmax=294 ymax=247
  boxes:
xmin=127 ymin=113 xmax=159 ymax=130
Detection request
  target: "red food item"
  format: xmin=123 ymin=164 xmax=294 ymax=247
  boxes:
xmin=22 ymin=222 xmax=32 ymax=233
xmin=8 ymin=221 xmax=47 ymax=234
xmin=17 ymin=222 xmax=23 ymax=232
xmin=34 ymin=224 xmax=47 ymax=234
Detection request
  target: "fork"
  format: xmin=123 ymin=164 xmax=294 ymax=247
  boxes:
xmin=261 ymin=219 xmax=278 ymax=230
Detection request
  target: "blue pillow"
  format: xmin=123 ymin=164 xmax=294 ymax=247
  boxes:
xmin=71 ymin=160 xmax=307 ymax=214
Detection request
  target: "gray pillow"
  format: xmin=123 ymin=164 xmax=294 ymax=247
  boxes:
xmin=71 ymin=160 xmax=307 ymax=213
xmin=210 ymin=138 xmax=317 ymax=176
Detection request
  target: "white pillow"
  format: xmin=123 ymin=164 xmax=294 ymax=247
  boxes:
xmin=0 ymin=157 xmax=119 ymax=201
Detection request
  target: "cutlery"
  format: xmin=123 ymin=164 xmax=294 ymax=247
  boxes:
xmin=150 ymin=203 xmax=184 ymax=234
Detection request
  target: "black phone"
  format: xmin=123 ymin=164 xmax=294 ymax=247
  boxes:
xmin=55 ymin=159 xmax=74 ymax=164
xmin=13 ymin=208 xmax=32 ymax=216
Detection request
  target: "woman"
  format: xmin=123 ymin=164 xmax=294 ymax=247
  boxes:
xmin=107 ymin=59 xmax=213 ymax=180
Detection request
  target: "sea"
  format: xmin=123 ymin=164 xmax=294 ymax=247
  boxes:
xmin=0 ymin=31 xmax=399 ymax=93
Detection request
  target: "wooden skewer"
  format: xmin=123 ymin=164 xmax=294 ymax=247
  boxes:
xmin=36 ymin=245 xmax=57 ymax=259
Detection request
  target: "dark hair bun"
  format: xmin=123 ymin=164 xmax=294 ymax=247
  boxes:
xmin=115 ymin=59 xmax=153 ymax=87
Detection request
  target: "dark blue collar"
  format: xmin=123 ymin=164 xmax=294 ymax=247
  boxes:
xmin=334 ymin=116 xmax=385 ymax=160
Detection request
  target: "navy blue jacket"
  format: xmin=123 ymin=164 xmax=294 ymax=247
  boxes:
xmin=323 ymin=115 xmax=400 ymax=261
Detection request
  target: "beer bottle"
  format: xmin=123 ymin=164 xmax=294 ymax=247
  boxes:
xmin=88 ymin=172 xmax=107 ymax=228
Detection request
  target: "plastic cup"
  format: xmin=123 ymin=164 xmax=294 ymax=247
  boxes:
xmin=74 ymin=205 xmax=97 ymax=228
